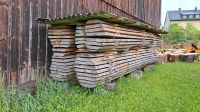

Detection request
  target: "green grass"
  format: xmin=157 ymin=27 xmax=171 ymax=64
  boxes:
xmin=1 ymin=62 xmax=200 ymax=112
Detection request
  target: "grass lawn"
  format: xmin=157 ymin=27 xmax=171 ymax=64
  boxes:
xmin=1 ymin=62 xmax=200 ymax=112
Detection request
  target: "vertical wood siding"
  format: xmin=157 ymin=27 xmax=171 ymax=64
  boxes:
xmin=0 ymin=1 xmax=8 ymax=86
xmin=0 ymin=0 xmax=161 ymax=86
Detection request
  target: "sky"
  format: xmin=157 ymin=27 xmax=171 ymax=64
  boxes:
xmin=161 ymin=0 xmax=200 ymax=26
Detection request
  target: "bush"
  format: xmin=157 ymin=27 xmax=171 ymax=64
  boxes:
xmin=162 ymin=23 xmax=200 ymax=44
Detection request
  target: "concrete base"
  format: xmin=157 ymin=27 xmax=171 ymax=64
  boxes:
xmin=17 ymin=80 xmax=37 ymax=96
xmin=130 ymin=69 xmax=143 ymax=79
xmin=104 ymin=82 xmax=117 ymax=91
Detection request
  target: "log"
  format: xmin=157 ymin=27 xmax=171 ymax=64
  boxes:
xmin=180 ymin=53 xmax=199 ymax=63
xmin=193 ymin=42 xmax=200 ymax=49
xmin=195 ymin=49 xmax=200 ymax=55
xmin=167 ymin=54 xmax=180 ymax=62
xmin=182 ymin=42 xmax=195 ymax=53
xmin=164 ymin=49 xmax=186 ymax=54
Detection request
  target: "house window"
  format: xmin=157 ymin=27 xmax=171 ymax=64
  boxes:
xmin=183 ymin=15 xmax=187 ymax=19
xmin=195 ymin=15 xmax=200 ymax=18
xmin=189 ymin=15 xmax=193 ymax=19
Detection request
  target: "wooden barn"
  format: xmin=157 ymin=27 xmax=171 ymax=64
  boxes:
xmin=0 ymin=0 xmax=162 ymax=87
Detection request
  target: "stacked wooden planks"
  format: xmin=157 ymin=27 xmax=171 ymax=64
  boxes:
xmin=75 ymin=48 xmax=158 ymax=88
xmin=46 ymin=19 xmax=161 ymax=88
xmin=75 ymin=20 xmax=161 ymax=52
xmin=74 ymin=20 xmax=160 ymax=88
xmin=48 ymin=26 xmax=77 ymax=81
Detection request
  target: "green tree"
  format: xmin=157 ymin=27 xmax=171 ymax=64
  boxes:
xmin=185 ymin=23 xmax=200 ymax=41
xmin=162 ymin=23 xmax=200 ymax=44
xmin=162 ymin=23 xmax=187 ymax=44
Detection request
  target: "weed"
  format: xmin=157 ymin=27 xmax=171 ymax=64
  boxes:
xmin=1 ymin=62 xmax=200 ymax=112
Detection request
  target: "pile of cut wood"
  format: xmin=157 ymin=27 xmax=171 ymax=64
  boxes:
xmin=182 ymin=42 xmax=200 ymax=54
xmin=75 ymin=49 xmax=158 ymax=88
xmin=48 ymin=26 xmax=77 ymax=81
xmin=74 ymin=20 xmax=160 ymax=88
xmin=158 ymin=49 xmax=199 ymax=64
xmin=48 ymin=20 xmax=161 ymax=88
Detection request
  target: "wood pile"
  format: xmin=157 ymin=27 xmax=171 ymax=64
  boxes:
xmin=48 ymin=26 xmax=77 ymax=81
xmin=47 ymin=19 xmax=161 ymax=88
xmin=182 ymin=42 xmax=200 ymax=54
xmin=74 ymin=20 xmax=160 ymax=88
xmin=75 ymin=20 xmax=161 ymax=52
xmin=75 ymin=48 xmax=158 ymax=88
xmin=162 ymin=49 xmax=199 ymax=63
xmin=194 ymin=42 xmax=200 ymax=55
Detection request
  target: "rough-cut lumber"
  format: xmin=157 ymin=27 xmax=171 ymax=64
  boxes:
xmin=48 ymin=26 xmax=76 ymax=81
xmin=164 ymin=49 xmax=186 ymax=54
xmin=75 ymin=48 xmax=159 ymax=88
xmin=75 ymin=20 xmax=161 ymax=52
xmin=46 ymin=19 xmax=161 ymax=88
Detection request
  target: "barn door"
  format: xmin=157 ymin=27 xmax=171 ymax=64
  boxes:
xmin=0 ymin=1 xmax=8 ymax=86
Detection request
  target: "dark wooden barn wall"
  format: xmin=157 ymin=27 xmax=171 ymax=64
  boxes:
xmin=102 ymin=0 xmax=161 ymax=27
xmin=0 ymin=1 xmax=9 ymax=86
xmin=0 ymin=0 xmax=161 ymax=86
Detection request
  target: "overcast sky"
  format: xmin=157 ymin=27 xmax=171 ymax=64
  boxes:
xmin=161 ymin=0 xmax=200 ymax=26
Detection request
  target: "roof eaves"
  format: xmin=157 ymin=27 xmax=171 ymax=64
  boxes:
xmin=37 ymin=11 xmax=167 ymax=34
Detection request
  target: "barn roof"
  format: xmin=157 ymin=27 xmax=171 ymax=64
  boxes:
xmin=37 ymin=11 xmax=167 ymax=34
